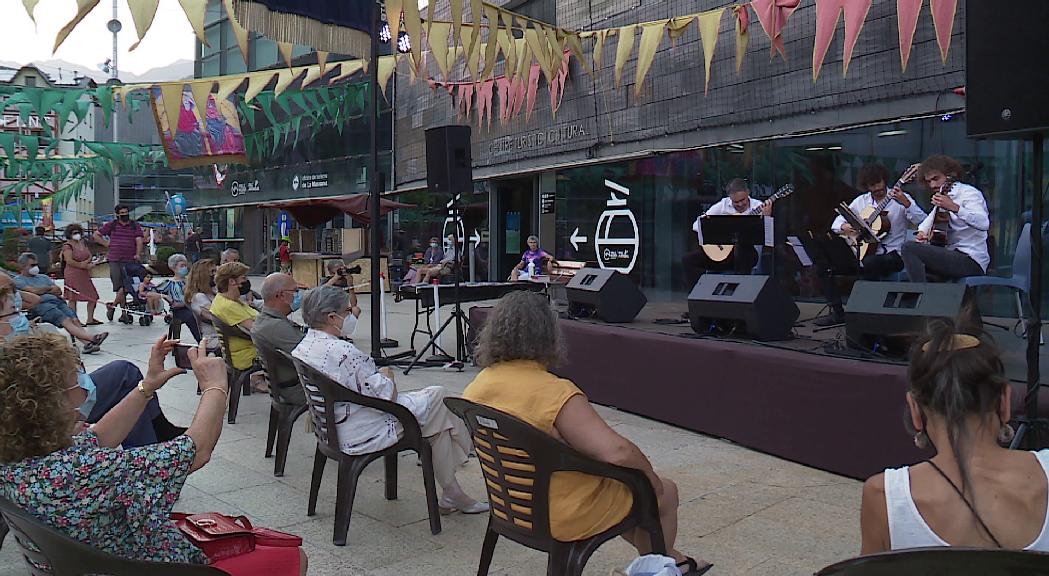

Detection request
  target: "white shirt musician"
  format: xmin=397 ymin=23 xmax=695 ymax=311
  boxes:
xmin=683 ymin=179 xmax=772 ymax=282
xmin=901 ymin=155 xmax=990 ymax=282
xmin=831 ymin=165 xmax=928 ymax=280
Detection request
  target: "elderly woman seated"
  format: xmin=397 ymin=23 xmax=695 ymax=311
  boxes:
xmin=463 ymin=291 xmax=712 ymax=575
xmin=509 ymin=235 xmax=554 ymax=280
xmin=860 ymin=319 xmax=1049 ymax=553
xmin=209 ymin=262 xmax=258 ymax=372
xmin=156 ymin=253 xmax=202 ymax=343
xmin=292 ymin=285 xmax=487 ymax=513
xmin=0 ymin=334 xmax=308 ymax=574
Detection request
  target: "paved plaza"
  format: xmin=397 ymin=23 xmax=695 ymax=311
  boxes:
xmin=1 ymin=277 xmax=861 ymax=575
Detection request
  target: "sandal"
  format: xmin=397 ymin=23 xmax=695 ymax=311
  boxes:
xmin=676 ymin=557 xmax=713 ymax=576
xmin=86 ymin=319 xmax=103 ymax=326
xmin=105 ymin=302 xmax=116 ymax=322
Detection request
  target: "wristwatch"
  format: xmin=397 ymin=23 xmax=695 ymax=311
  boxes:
xmin=137 ymin=382 xmax=155 ymax=400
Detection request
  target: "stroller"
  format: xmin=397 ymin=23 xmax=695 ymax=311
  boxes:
xmin=115 ymin=262 xmax=161 ymax=326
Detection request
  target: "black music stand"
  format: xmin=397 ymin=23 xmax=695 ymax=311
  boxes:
xmin=834 ymin=204 xmax=879 ymax=245
xmin=698 ymin=215 xmax=768 ymax=248
xmin=800 ymin=232 xmax=860 ymax=278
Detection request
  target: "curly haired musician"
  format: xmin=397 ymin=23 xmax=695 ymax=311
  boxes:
xmin=900 ymin=155 xmax=990 ymax=283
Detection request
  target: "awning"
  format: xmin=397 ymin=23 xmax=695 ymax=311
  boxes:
xmin=259 ymin=194 xmax=414 ymax=227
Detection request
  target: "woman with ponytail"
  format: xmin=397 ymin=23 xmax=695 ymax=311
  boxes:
xmin=860 ymin=319 xmax=1049 ymax=553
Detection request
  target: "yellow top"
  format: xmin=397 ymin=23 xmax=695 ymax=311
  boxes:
xmin=210 ymin=293 xmax=258 ymax=370
xmin=463 ymin=360 xmax=633 ymax=542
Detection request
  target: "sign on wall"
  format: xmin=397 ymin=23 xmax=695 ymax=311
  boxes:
xmin=567 ymin=179 xmax=640 ymax=274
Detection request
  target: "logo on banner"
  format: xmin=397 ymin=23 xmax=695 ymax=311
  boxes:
xmin=569 ymin=180 xmax=640 ymax=274
xmin=292 ymin=173 xmax=329 ymax=191
xmin=230 ymin=180 xmax=261 ymax=197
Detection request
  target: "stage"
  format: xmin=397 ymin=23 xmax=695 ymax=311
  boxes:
xmin=469 ymin=301 xmax=1047 ymax=480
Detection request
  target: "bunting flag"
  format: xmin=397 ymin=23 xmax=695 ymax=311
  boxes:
xmin=812 ymin=0 xmax=872 ymax=80
xmin=377 ymin=56 xmax=397 ymax=99
xmin=278 ymin=42 xmax=295 ymax=68
xmin=178 ymin=0 xmax=209 ymax=43
xmin=896 ymin=0 xmax=923 ymax=72
xmin=496 ymin=76 xmax=512 ymax=124
xmin=634 ymin=21 xmax=668 ymax=97
xmin=385 ymin=0 xmax=404 ymax=47
xmin=480 ymin=5 xmax=502 ymax=79
xmin=460 ymin=26 xmax=481 ymax=81
xmin=498 ymin=12 xmax=518 ymax=74
xmin=21 ymin=0 xmax=40 ymax=23
xmin=54 ymin=0 xmax=100 ymax=53
xmin=223 ymin=0 xmax=251 ymax=62
xmin=524 ymin=63 xmax=541 ymax=120
xmin=428 ymin=22 xmax=454 ymax=81
xmin=751 ymin=0 xmax=800 ymax=61
xmin=404 ymin=0 xmax=423 ymax=72
xmin=476 ymin=79 xmax=494 ymax=128
xmin=592 ymin=29 xmax=611 ymax=71
xmin=666 ymin=15 xmax=696 ymax=46
xmin=697 ymin=8 xmax=725 ymax=94
xmin=188 ymin=81 xmax=214 ymax=126
xmin=232 ymin=0 xmax=374 ymax=59
xmin=128 ymin=0 xmax=161 ymax=51
xmin=929 ymin=0 xmax=957 ymax=63
xmin=614 ymin=25 xmax=637 ymax=88
xmin=734 ymin=4 xmax=751 ymax=74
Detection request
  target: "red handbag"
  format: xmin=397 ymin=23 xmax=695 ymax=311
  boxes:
xmin=172 ymin=512 xmax=256 ymax=561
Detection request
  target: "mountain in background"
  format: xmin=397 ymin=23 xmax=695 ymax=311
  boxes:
xmin=0 ymin=58 xmax=194 ymax=84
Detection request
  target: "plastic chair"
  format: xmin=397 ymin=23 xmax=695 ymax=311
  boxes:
xmin=0 ymin=495 xmax=223 ymax=576
xmin=816 ymin=547 xmax=1049 ymax=575
xmin=444 ymin=397 xmax=666 ymax=576
xmin=251 ymin=333 xmax=309 ymax=477
xmin=280 ymin=350 xmax=442 ymax=546
xmin=212 ymin=316 xmax=255 ymax=424
xmin=964 ymin=224 xmax=1041 ymax=341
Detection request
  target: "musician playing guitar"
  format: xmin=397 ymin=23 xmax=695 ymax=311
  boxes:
xmin=900 ymin=155 xmax=990 ymax=283
xmin=683 ymin=178 xmax=772 ymax=285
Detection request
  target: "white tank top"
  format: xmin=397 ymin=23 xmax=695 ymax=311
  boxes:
xmin=884 ymin=449 xmax=1049 ymax=551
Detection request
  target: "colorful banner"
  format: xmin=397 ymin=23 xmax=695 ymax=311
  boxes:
xmin=151 ymin=86 xmax=248 ymax=170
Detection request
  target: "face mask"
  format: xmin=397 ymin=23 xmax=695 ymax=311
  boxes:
xmin=239 ymin=278 xmax=253 ymax=296
xmin=27 ymin=266 xmax=39 ymax=276
xmin=71 ymin=233 xmax=82 ymax=241
xmin=290 ymin=290 xmax=302 ymax=312
xmin=76 ymin=370 xmax=98 ymax=419
xmin=175 ymin=266 xmax=189 ymax=277
xmin=337 ymin=312 xmax=357 ymax=338
xmin=209 ymin=278 xmax=217 ymax=289
xmin=430 ymin=243 xmax=438 ymax=248
xmin=2 ymin=312 xmax=32 ymax=340
xmin=118 ymin=214 xmax=130 ymax=223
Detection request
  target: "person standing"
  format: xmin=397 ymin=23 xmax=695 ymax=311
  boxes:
xmin=278 ymin=239 xmax=292 ymax=274
xmin=93 ymin=205 xmax=144 ymax=321
xmin=27 ymin=227 xmax=52 ymax=275
xmin=61 ymin=224 xmax=101 ymax=325
xmin=185 ymin=228 xmax=204 ymax=263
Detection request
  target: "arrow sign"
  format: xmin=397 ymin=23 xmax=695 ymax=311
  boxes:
xmin=570 ymin=227 xmax=589 ymax=251
xmin=471 ymin=229 xmax=481 ymax=245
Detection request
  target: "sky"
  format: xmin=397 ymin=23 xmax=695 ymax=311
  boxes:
xmin=1 ymin=0 xmax=196 ymax=75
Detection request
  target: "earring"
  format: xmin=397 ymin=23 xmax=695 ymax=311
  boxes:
xmin=913 ymin=430 xmax=929 ymax=449
xmin=998 ymin=423 xmax=1016 ymax=445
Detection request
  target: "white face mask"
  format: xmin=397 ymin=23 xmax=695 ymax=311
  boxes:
xmin=337 ymin=312 xmax=357 ymax=338
xmin=72 ymin=233 xmax=82 ymax=241
xmin=27 ymin=266 xmax=39 ymax=276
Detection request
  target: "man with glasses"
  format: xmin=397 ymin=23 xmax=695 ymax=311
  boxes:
xmin=683 ymin=178 xmax=773 ymax=286
xmin=901 ymin=155 xmax=990 ymax=283
xmin=251 ymin=273 xmax=307 ymax=407
xmin=94 ymin=204 xmax=144 ymax=321
xmin=816 ymin=164 xmax=928 ymax=326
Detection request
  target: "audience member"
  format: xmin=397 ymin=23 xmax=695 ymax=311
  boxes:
xmin=210 ymin=262 xmax=258 ymax=371
xmin=464 ymin=291 xmax=712 ymax=575
xmin=61 ymin=223 xmax=101 ymax=325
xmin=418 ymin=234 xmax=460 ymax=284
xmin=510 ymin=235 xmax=554 ymax=280
xmin=221 ymin=248 xmax=240 ymax=264
xmin=13 ymin=252 xmax=108 ymax=353
xmin=293 ymin=286 xmax=487 ymax=514
xmin=94 ymin=204 xmax=143 ymax=321
xmin=0 ymin=333 xmax=308 ymax=574
xmin=860 ymin=319 xmax=1049 ymax=553
xmin=27 ymin=226 xmax=52 ymax=275
xmin=186 ymin=259 xmax=218 ymax=345
xmin=158 ymin=253 xmax=201 ymax=342
xmin=251 ymin=273 xmax=307 ymax=407
xmin=138 ymin=273 xmax=165 ymax=315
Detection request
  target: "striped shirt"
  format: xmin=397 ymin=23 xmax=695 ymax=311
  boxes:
xmin=98 ymin=220 xmax=142 ymax=262
xmin=158 ymin=279 xmax=186 ymax=304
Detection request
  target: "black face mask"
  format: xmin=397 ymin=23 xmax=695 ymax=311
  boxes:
xmin=209 ymin=278 xmax=216 ymax=289
xmin=239 ymin=278 xmax=252 ymax=296
xmin=118 ymin=214 xmax=130 ymax=223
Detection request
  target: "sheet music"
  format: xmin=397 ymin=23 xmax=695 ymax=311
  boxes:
xmin=693 ymin=216 xmax=703 ymax=244
xmin=763 ymin=216 xmax=774 ymax=247
xmin=787 ymin=235 xmax=813 ymax=266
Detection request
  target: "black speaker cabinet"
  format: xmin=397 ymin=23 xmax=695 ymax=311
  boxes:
xmin=425 ymin=125 xmax=473 ymax=194
xmin=565 ymin=268 xmax=647 ymax=323
xmin=966 ymin=1 xmax=1049 ymax=138
xmin=845 ymin=281 xmax=970 ymax=353
xmin=688 ymin=274 xmax=799 ymax=341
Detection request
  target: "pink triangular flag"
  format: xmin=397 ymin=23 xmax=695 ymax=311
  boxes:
xmin=812 ymin=0 xmax=843 ymax=81
xmin=929 ymin=0 xmax=957 ymax=64
xmin=751 ymin=0 xmax=801 ymax=61
xmin=897 ymin=0 xmax=923 ymax=72
xmin=525 ymin=64 xmax=541 ymax=121
xmin=476 ymin=79 xmax=495 ymax=129
xmin=496 ymin=76 xmax=512 ymax=124
xmin=462 ymin=83 xmax=475 ymax=119
xmin=842 ymin=0 xmax=873 ymax=75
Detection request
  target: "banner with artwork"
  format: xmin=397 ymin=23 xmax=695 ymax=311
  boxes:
xmin=151 ymin=87 xmax=248 ymax=170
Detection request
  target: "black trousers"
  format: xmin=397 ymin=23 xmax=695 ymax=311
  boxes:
xmin=820 ymin=251 xmax=905 ymax=314
xmin=683 ymin=244 xmax=759 ymax=288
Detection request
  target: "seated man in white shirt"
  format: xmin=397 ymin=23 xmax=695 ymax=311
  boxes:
xmin=682 ymin=178 xmax=772 ymax=286
xmin=816 ymin=164 xmax=928 ymax=326
xmin=901 ymin=155 xmax=990 ymax=283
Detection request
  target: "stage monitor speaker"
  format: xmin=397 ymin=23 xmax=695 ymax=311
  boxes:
xmin=966 ymin=0 xmax=1049 ymax=138
xmin=425 ymin=125 xmax=473 ymax=194
xmin=566 ymin=268 xmax=647 ymax=323
xmin=688 ymin=274 xmax=798 ymax=341
xmin=844 ymin=281 xmax=970 ymax=353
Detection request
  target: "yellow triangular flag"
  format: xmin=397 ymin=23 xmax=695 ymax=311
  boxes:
xmin=385 ymin=0 xmax=403 ymax=44
xmin=331 ymin=60 xmax=365 ymax=83
xmin=427 ymin=22 xmax=453 ymax=81
xmin=667 ymin=15 xmax=696 ymax=45
xmin=316 ymin=52 xmax=329 ymax=74
xmin=697 ymin=8 xmax=725 ymax=94
xmin=544 ymin=26 xmax=566 ymax=81
xmin=216 ymin=77 xmax=244 ymax=103
xmin=469 ymin=0 xmax=482 ymax=54
xmin=566 ymin=33 xmax=590 ymax=75
xmin=515 ymin=37 xmax=531 ymax=79
xmin=189 ymin=80 xmax=214 ymax=127
xmin=450 ymin=0 xmax=463 ymax=53
xmin=403 ymin=0 xmax=423 ymax=72
xmin=734 ymin=6 xmax=749 ymax=75
xmin=278 ymin=42 xmax=294 ymax=68
xmin=273 ymin=67 xmax=304 ymax=97
xmin=244 ymin=71 xmax=274 ymax=103
xmin=425 ymin=0 xmax=435 ymax=35
xmin=461 ymin=26 xmax=481 ymax=80
xmin=614 ymin=24 xmax=637 ymax=88
xmin=22 ymin=0 xmax=40 ymax=22
xmin=634 ymin=20 xmax=667 ymax=97
xmin=378 ymin=56 xmax=397 ymax=99
xmin=177 ymin=0 xmax=208 ymax=44
xmin=158 ymin=83 xmax=185 ymax=136
xmin=524 ymin=24 xmax=552 ymax=82
xmin=127 ymin=0 xmax=160 ymax=51
xmin=593 ymin=29 xmax=610 ymax=71
xmin=499 ymin=12 xmax=517 ymax=74
xmin=223 ymin=0 xmax=250 ymax=64
xmin=54 ymin=0 xmax=99 ymax=53
xmin=480 ymin=5 xmax=502 ymax=79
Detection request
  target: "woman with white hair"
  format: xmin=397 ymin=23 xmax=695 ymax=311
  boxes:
xmin=156 ymin=253 xmax=200 ymax=342
xmin=292 ymin=286 xmax=487 ymax=513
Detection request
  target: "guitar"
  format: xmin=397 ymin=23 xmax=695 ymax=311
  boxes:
xmin=701 ymin=184 xmax=795 ymax=262
xmin=929 ymin=179 xmax=957 ymax=247
xmin=841 ymin=163 xmax=920 ymax=259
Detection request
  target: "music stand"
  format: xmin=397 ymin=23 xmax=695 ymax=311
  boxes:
xmin=835 ymin=203 xmax=879 ymax=245
xmin=799 ymin=232 xmax=860 ymax=277
xmin=698 ymin=215 xmax=769 ymax=247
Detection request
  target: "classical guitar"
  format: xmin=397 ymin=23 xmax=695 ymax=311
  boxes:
xmin=701 ymin=184 xmax=795 ymax=262
xmin=841 ymin=163 xmax=920 ymax=259
xmin=929 ymin=179 xmax=957 ymax=247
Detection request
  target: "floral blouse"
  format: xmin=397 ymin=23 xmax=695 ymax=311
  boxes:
xmin=0 ymin=431 xmax=206 ymax=564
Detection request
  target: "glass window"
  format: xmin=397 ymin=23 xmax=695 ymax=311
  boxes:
xmin=203 ymin=24 xmax=222 ymax=58
xmin=252 ymin=37 xmax=279 ymax=70
xmin=201 ymin=55 xmax=221 ymax=77
xmin=225 ymin=47 xmax=247 ymax=74
xmin=205 ymin=1 xmax=224 ymax=25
